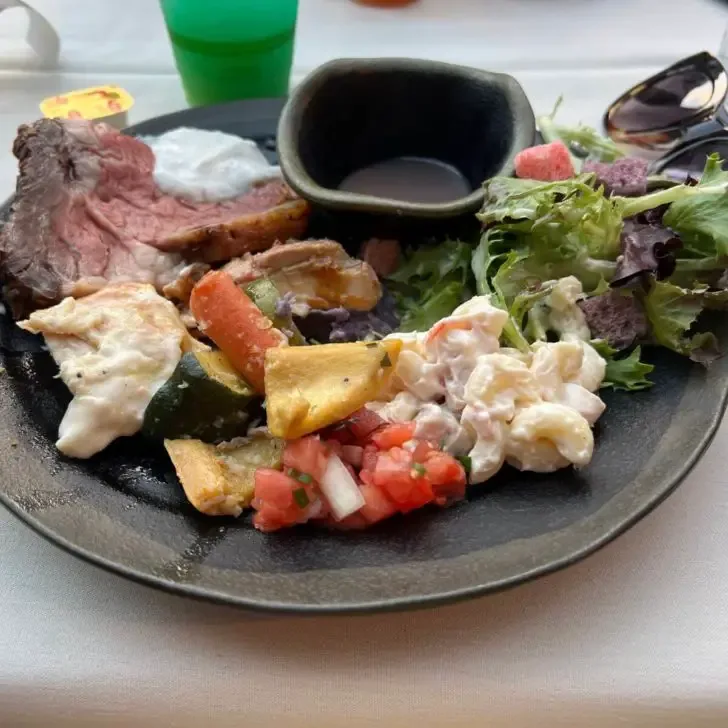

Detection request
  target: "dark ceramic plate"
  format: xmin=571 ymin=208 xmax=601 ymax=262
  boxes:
xmin=1 ymin=99 xmax=727 ymax=614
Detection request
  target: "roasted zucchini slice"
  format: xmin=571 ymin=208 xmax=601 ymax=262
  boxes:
xmin=143 ymin=350 xmax=256 ymax=441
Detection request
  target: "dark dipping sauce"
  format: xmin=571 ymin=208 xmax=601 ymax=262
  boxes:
xmin=338 ymin=156 xmax=472 ymax=203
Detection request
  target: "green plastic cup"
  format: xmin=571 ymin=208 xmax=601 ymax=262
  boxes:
xmin=160 ymin=0 xmax=299 ymax=106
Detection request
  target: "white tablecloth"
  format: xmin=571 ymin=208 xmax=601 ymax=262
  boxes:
xmin=2 ymin=1 xmax=728 ymax=725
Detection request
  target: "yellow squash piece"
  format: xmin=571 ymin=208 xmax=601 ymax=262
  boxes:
xmin=165 ymin=434 xmax=283 ymax=517
xmin=264 ymin=340 xmax=402 ymax=439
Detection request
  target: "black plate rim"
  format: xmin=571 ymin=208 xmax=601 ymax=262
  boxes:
xmin=1 ymin=98 xmax=726 ymax=614
xmin=0 ymin=385 xmax=723 ymax=615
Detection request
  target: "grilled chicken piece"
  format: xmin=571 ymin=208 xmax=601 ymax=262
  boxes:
xmin=223 ymin=240 xmax=382 ymax=311
xmin=19 ymin=283 xmax=197 ymax=459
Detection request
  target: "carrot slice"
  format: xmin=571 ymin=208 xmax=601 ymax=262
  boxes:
xmin=190 ymin=270 xmax=285 ymax=392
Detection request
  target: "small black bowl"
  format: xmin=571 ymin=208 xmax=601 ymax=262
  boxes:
xmin=277 ymin=57 xmax=536 ymax=224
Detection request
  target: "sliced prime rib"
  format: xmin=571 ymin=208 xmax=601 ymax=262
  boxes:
xmin=0 ymin=119 xmax=309 ymax=317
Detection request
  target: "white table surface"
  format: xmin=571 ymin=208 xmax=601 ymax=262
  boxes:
xmin=2 ymin=1 xmax=728 ymax=726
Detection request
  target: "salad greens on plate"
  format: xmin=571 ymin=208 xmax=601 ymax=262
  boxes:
xmin=386 ymin=238 xmax=473 ymax=332
xmin=387 ymin=139 xmax=728 ymax=392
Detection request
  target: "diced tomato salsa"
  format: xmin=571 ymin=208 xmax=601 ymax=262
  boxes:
xmin=251 ymin=409 xmax=467 ymax=532
xmin=251 ymin=468 xmax=322 ymax=532
xmin=370 ymin=421 xmax=416 ymax=450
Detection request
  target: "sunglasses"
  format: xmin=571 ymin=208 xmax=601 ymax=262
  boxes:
xmin=604 ymin=51 xmax=728 ymax=178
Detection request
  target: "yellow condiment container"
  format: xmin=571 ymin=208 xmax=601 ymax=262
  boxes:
xmin=39 ymin=85 xmax=134 ymax=129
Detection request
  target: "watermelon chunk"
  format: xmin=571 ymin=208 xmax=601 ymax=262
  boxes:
xmin=514 ymin=141 xmax=575 ymax=181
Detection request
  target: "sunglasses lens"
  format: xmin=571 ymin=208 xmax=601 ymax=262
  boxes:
xmin=611 ymin=68 xmax=719 ymax=132
xmin=607 ymin=53 xmax=727 ymax=143
xmin=657 ymin=138 xmax=728 ymax=180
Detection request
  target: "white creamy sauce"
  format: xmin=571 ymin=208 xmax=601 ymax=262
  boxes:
xmin=144 ymin=127 xmax=281 ymax=202
xmin=545 ymin=275 xmax=592 ymax=341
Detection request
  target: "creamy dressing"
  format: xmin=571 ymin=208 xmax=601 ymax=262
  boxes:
xmin=544 ymin=275 xmax=592 ymax=341
xmin=144 ymin=127 xmax=281 ymax=203
xmin=368 ymin=287 xmax=607 ymax=484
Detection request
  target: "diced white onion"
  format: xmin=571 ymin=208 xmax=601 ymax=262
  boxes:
xmin=319 ymin=453 xmax=365 ymax=521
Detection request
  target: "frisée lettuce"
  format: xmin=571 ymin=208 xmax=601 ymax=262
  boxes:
xmin=537 ymin=97 xmax=626 ymax=169
xmin=476 ymin=175 xmax=622 ymax=296
xmin=386 ymin=148 xmax=728 ymax=393
xmin=386 ymin=239 xmax=474 ymax=332
xmin=663 ymin=154 xmax=728 ymax=259
xmin=472 ymin=153 xmax=728 ymax=366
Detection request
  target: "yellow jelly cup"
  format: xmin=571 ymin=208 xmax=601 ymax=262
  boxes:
xmin=40 ymin=85 xmax=134 ymax=129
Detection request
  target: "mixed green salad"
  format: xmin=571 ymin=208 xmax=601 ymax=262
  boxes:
xmin=387 ymin=122 xmax=728 ymax=392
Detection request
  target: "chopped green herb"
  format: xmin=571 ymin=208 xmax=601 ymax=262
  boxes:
xmin=456 ymin=455 xmax=472 ymax=473
xmin=365 ymin=342 xmax=378 ymax=349
xmin=288 ymin=467 xmax=313 ymax=485
xmin=293 ymin=487 xmax=310 ymax=508
xmin=380 ymin=352 xmax=392 ymax=368
xmin=412 ymin=463 xmax=427 ymax=477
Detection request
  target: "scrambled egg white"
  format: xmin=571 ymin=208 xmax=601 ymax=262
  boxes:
xmin=19 ymin=283 xmax=193 ymax=458
xmin=368 ymin=282 xmax=606 ymax=484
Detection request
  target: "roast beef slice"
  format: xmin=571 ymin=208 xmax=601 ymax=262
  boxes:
xmin=0 ymin=119 xmax=309 ymax=316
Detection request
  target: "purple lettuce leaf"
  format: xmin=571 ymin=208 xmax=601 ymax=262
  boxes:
xmin=612 ymin=219 xmax=683 ymax=286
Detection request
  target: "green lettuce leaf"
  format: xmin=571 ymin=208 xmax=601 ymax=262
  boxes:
xmin=397 ymin=282 xmax=464 ymax=333
xmin=471 ymin=149 xmax=728 ymax=368
xmin=618 ymin=154 xmax=728 ymax=221
xmin=388 ymin=238 xmax=472 ymax=288
xmin=663 ymin=154 xmax=728 ymax=258
xmin=537 ymin=97 xmax=626 ymax=167
xmin=591 ymin=341 xmax=654 ymax=391
xmin=510 ymin=283 xmax=556 ymax=332
xmin=475 ymin=176 xmax=621 ymax=300
xmin=550 ymin=123 xmax=626 ymax=163
xmin=388 ymin=239 xmax=473 ymax=332
xmin=471 ymin=234 xmax=531 ymax=351
xmin=471 ymin=235 xmax=560 ymax=351
xmin=642 ymin=280 xmax=719 ymax=363
xmin=477 ymin=177 xmax=564 ymax=226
